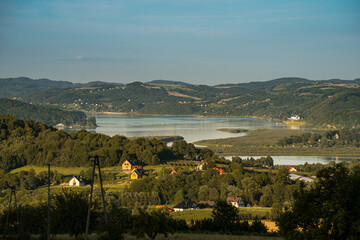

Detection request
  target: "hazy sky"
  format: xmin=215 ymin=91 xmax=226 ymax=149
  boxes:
xmin=0 ymin=0 xmax=359 ymax=85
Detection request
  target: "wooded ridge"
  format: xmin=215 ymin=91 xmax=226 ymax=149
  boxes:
xmin=1 ymin=77 xmax=359 ymax=128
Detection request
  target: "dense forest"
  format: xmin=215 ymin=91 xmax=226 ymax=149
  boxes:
xmin=1 ymin=77 xmax=359 ymax=128
xmin=0 ymin=98 xmax=96 ymax=127
xmin=0 ymin=115 xmax=213 ymax=172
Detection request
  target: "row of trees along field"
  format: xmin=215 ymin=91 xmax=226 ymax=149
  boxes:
xmin=0 ymin=189 xmax=270 ymax=239
xmin=277 ymin=128 xmax=360 ymax=147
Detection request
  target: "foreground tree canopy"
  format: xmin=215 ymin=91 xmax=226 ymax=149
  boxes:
xmin=278 ymin=164 xmax=360 ymax=240
xmin=0 ymin=114 xmax=216 ymax=172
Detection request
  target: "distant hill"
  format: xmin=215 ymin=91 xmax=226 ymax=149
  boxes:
xmin=0 ymin=98 xmax=95 ymax=127
xmin=216 ymin=77 xmax=311 ymax=89
xmin=0 ymin=77 xmax=121 ymax=98
xmin=1 ymin=76 xmax=360 ymax=128
xmin=0 ymin=77 xmax=74 ymax=98
xmin=146 ymin=80 xmax=191 ymax=85
xmin=305 ymin=89 xmax=360 ymax=128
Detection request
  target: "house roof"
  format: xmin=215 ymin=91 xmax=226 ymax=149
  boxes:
xmin=173 ymin=199 xmax=197 ymax=209
xmin=123 ymin=159 xmax=135 ymax=165
xmin=227 ymin=197 xmax=243 ymax=203
xmin=131 ymin=168 xmax=141 ymax=175
xmin=70 ymin=176 xmax=84 ymax=182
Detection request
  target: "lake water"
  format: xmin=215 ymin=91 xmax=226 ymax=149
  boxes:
xmin=85 ymin=114 xmax=358 ymax=165
xmin=86 ymin=114 xmax=299 ymax=143
xmin=224 ymin=155 xmax=359 ymax=166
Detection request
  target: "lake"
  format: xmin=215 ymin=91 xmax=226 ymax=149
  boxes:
xmin=224 ymin=155 xmax=359 ymax=166
xmin=86 ymin=114 xmax=300 ymax=143
xmin=85 ymin=114 xmax=357 ymax=165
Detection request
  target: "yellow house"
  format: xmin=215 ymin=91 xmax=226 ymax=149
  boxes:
xmin=122 ymin=160 xmax=134 ymax=173
xmin=130 ymin=168 xmax=142 ymax=180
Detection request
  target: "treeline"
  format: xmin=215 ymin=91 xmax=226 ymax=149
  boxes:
xmin=0 ymin=115 xmax=216 ymax=172
xmin=278 ymin=128 xmax=360 ymax=147
xmin=0 ymin=189 xmax=270 ymax=239
xmin=0 ymin=98 xmax=95 ymax=127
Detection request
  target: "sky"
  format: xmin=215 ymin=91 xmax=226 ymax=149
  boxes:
xmin=0 ymin=0 xmax=359 ymax=85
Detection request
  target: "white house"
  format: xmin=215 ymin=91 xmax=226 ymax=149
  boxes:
xmin=227 ymin=197 xmax=245 ymax=208
xmin=288 ymin=115 xmax=301 ymax=121
xmin=173 ymin=200 xmax=198 ymax=212
xmin=69 ymin=176 xmax=85 ymax=186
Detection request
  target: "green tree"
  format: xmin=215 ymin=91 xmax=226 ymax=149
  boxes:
xmin=51 ymin=189 xmax=90 ymax=237
xmin=277 ymin=164 xmax=360 ymax=240
xmin=212 ymin=200 xmax=239 ymax=232
xmin=130 ymin=209 xmax=174 ymax=240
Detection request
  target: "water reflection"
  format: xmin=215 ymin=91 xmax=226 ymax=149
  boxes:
xmin=84 ymin=114 xmax=307 ymax=143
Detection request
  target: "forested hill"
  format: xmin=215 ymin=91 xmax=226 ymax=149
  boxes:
xmin=0 ymin=115 xmax=207 ymax=172
xmin=0 ymin=98 xmax=95 ymax=127
xmin=0 ymin=77 xmax=121 ymax=98
xmin=1 ymin=76 xmax=360 ymax=128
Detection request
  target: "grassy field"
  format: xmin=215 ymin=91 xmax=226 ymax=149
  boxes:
xmin=195 ymin=129 xmax=360 ymax=156
xmin=10 ymin=165 xmax=87 ymax=175
xmin=170 ymin=208 xmax=271 ymax=222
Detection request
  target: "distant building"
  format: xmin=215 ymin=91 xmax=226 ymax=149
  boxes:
xmin=288 ymin=115 xmax=301 ymax=121
xmin=69 ymin=176 xmax=85 ymax=186
xmin=173 ymin=199 xmax=198 ymax=212
xmin=170 ymin=168 xmax=177 ymax=175
xmin=213 ymin=167 xmax=224 ymax=174
xmin=227 ymin=197 xmax=245 ymax=208
xmin=130 ymin=168 xmax=143 ymax=180
xmin=195 ymin=160 xmax=207 ymax=171
xmin=289 ymin=174 xmax=314 ymax=182
xmin=287 ymin=166 xmax=297 ymax=172
xmin=122 ymin=160 xmax=134 ymax=173
xmin=155 ymin=205 xmax=174 ymax=212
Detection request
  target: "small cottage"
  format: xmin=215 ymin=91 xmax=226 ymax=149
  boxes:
xmin=213 ymin=167 xmax=224 ymax=174
xmin=227 ymin=197 xmax=245 ymax=208
xmin=69 ymin=176 xmax=85 ymax=186
xmin=173 ymin=199 xmax=198 ymax=212
xmin=195 ymin=160 xmax=207 ymax=171
xmin=156 ymin=205 xmax=174 ymax=212
xmin=130 ymin=168 xmax=142 ymax=180
xmin=287 ymin=166 xmax=297 ymax=172
xmin=122 ymin=160 xmax=134 ymax=172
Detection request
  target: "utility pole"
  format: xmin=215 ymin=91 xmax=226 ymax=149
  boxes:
xmin=3 ymin=188 xmax=18 ymax=240
xmin=85 ymin=155 xmax=108 ymax=240
xmin=47 ymin=164 xmax=51 ymax=240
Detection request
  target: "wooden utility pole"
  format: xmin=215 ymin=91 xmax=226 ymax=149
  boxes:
xmin=47 ymin=164 xmax=51 ymax=240
xmin=85 ymin=155 xmax=108 ymax=240
xmin=3 ymin=188 xmax=18 ymax=240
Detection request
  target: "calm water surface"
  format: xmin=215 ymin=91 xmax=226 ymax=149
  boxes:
xmin=224 ymin=155 xmax=359 ymax=166
xmin=84 ymin=114 xmax=357 ymax=165
xmin=86 ymin=114 xmax=298 ymax=142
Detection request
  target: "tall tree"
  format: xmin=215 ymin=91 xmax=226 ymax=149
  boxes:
xmin=277 ymin=164 xmax=360 ymax=240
